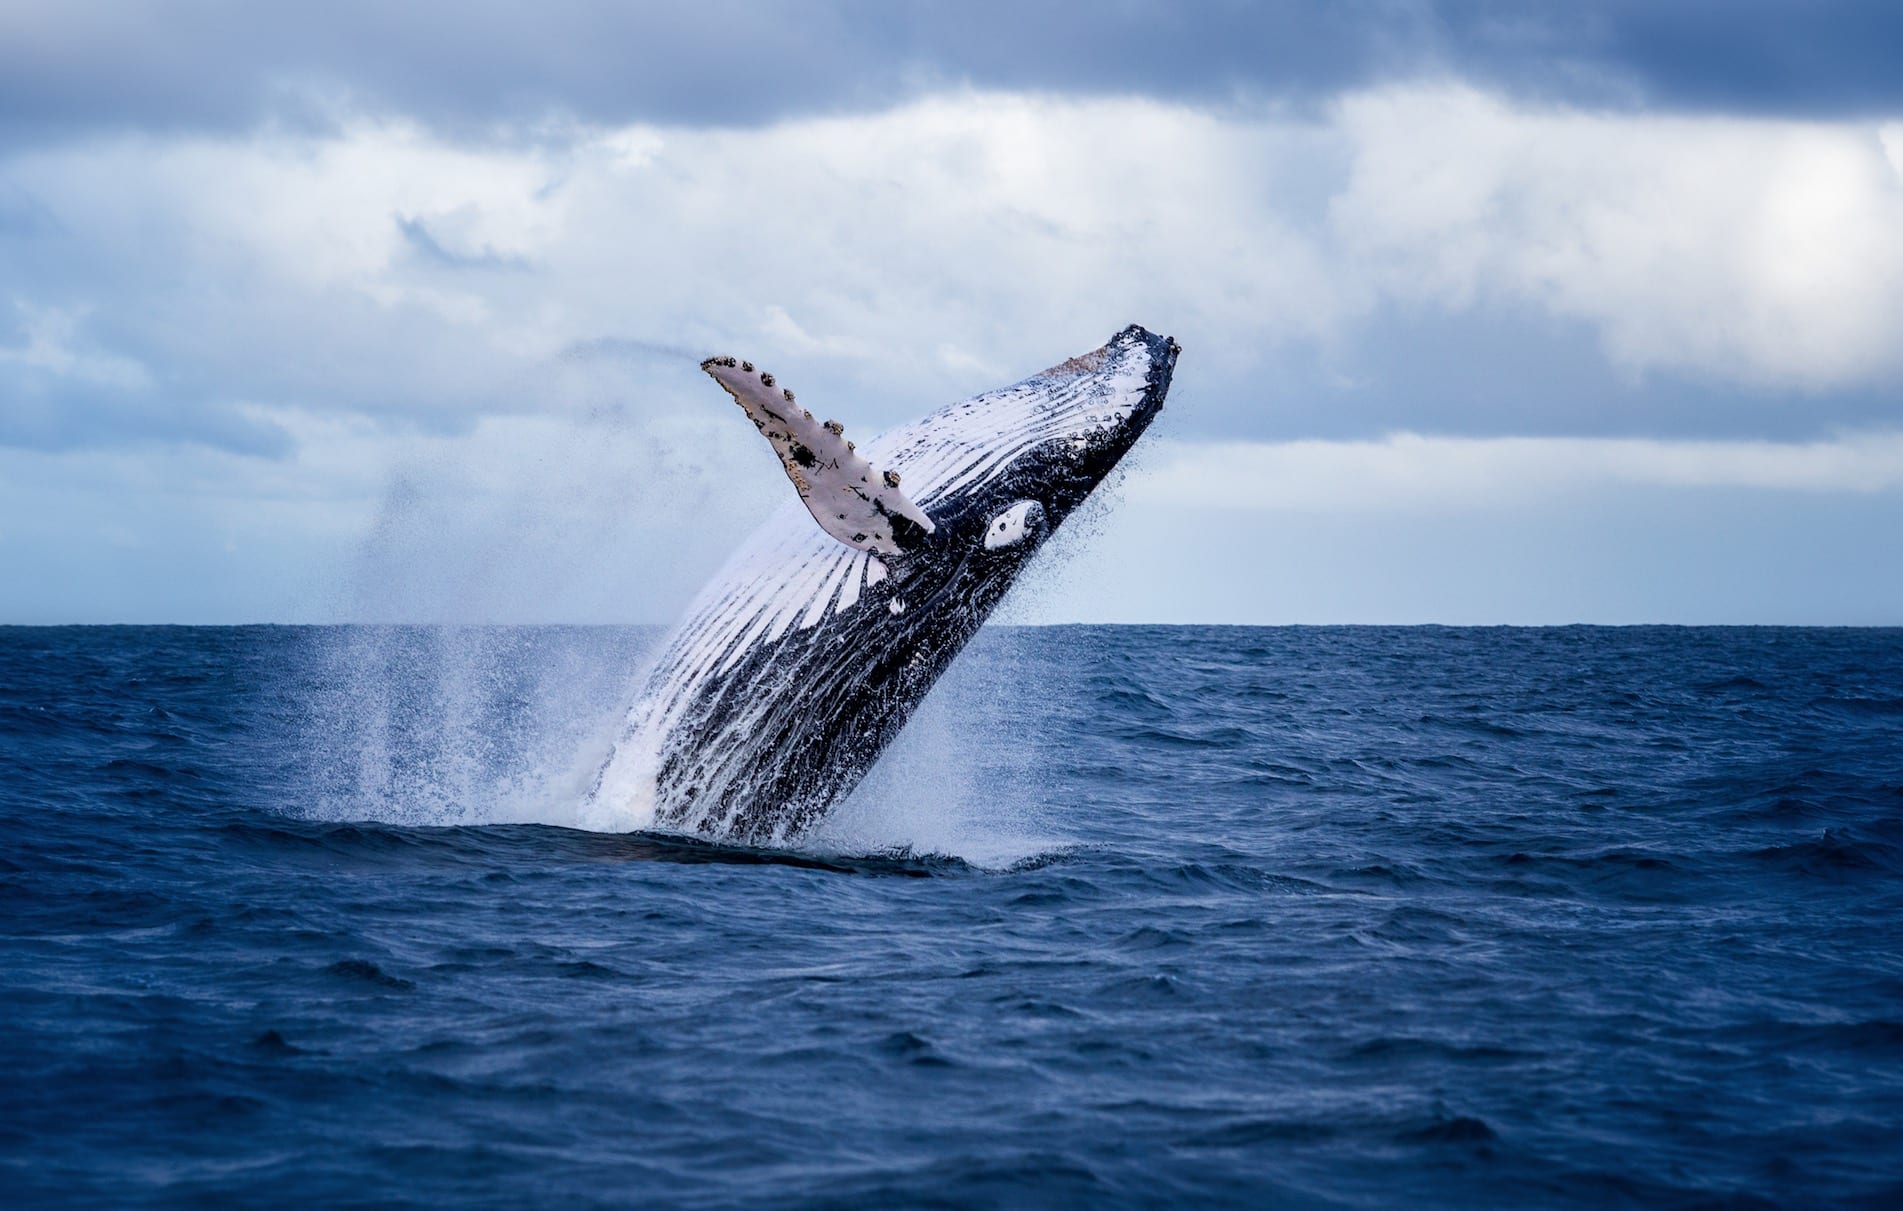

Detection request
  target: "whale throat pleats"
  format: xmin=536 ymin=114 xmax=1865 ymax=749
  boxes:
xmin=701 ymin=357 xmax=936 ymax=556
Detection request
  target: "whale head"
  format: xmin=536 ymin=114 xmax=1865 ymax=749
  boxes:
xmin=886 ymin=323 xmax=1177 ymax=574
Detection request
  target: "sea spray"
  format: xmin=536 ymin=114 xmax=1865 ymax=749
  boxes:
xmin=287 ymin=620 xmax=1073 ymax=865
xmin=294 ymin=625 xmax=657 ymax=829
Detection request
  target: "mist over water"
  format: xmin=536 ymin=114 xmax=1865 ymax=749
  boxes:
xmin=286 ymin=353 xmax=808 ymax=842
xmin=295 ymin=625 xmax=657 ymax=831
xmin=814 ymin=633 xmax=1077 ymax=868
xmin=287 ymin=324 xmax=1167 ymax=862
xmin=290 ymin=617 xmax=1067 ymax=866
xmin=303 ymin=403 xmax=1089 ymax=859
xmin=326 ymin=345 xmax=783 ymax=628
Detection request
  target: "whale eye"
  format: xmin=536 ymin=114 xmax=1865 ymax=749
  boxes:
xmin=983 ymin=500 xmax=1046 ymax=550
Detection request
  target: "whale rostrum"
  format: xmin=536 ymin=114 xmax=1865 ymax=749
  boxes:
xmin=589 ymin=325 xmax=1180 ymax=844
xmin=700 ymin=355 xmax=936 ymax=556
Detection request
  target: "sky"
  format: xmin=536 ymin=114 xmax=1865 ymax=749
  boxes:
xmin=2 ymin=0 xmax=1901 ymax=624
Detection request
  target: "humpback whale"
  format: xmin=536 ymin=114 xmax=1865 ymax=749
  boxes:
xmin=588 ymin=324 xmax=1179 ymax=844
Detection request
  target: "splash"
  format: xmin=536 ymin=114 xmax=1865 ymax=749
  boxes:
xmin=289 ymin=621 xmax=1070 ymax=868
xmin=807 ymin=633 xmax=1075 ymax=869
xmin=294 ymin=625 xmax=656 ymax=831
xmin=292 ymin=330 xmax=1163 ymax=863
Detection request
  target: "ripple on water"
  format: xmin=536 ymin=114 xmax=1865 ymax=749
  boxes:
xmin=1 ymin=624 xmax=1900 ymax=1208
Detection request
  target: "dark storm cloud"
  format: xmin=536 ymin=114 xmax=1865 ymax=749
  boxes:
xmin=1441 ymin=0 xmax=1903 ymax=117
xmin=2 ymin=0 xmax=1899 ymax=147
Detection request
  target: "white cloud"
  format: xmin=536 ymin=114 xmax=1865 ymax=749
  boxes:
xmin=6 ymin=84 xmax=1902 ymax=447
xmin=0 ymin=301 xmax=150 ymax=389
xmin=1334 ymin=86 xmax=1903 ymax=388
xmin=0 ymin=94 xmax=1349 ymax=441
xmin=5 ymin=84 xmax=1903 ymax=621
xmin=12 ymin=82 xmax=1903 ymax=454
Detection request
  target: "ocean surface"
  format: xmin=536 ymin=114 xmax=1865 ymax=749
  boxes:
xmin=3 ymin=624 xmax=1901 ymax=1209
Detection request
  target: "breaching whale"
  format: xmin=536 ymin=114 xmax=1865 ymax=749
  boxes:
xmin=587 ymin=324 xmax=1179 ymax=844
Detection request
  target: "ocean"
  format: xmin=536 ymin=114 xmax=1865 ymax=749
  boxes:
xmin=3 ymin=624 xmax=1900 ymax=1208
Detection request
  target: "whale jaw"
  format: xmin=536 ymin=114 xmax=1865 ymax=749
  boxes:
xmin=594 ymin=325 xmax=1179 ymax=844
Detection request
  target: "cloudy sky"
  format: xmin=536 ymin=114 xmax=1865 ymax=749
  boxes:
xmin=3 ymin=0 xmax=1901 ymax=624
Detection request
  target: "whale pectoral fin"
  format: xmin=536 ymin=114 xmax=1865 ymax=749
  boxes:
xmin=702 ymin=357 xmax=936 ymax=555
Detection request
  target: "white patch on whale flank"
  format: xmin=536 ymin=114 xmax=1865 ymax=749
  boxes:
xmin=984 ymin=499 xmax=1046 ymax=549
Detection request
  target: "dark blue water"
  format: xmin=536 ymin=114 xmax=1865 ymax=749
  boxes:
xmin=4 ymin=625 xmax=1902 ymax=1209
